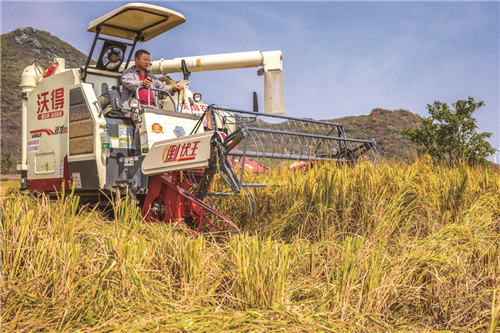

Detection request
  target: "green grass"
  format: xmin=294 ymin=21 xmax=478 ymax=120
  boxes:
xmin=1 ymin=158 xmax=499 ymax=332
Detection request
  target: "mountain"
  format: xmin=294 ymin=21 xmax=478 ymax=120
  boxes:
xmin=329 ymin=108 xmax=422 ymax=160
xmin=0 ymin=28 xmax=422 ymax=166
xmin=1 ymin=27 xmax=88 ymax=164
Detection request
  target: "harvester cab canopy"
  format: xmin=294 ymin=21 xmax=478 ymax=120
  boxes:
xmin=82 ymin=3 xmax=185 ymax=77
xmin=87 ymin=3 xmax=185 ymax=41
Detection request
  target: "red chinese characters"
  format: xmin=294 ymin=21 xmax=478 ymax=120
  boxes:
xmin=37 ymin=92 xmax=50 ymax=113
xmin=37 ymin=88 xmax=64 ymax=120
xmin=163 ymin=141 xmax=200 ymax=163
xmin=163 ymin=144 xmax=181 ymax=162
xmin=51 ymin=88 xmax=64 ymax=110
xmin=181 ymin=103 xmax=209 ymax=113
xmin=179 ymin=142 xmax=192 ymax=158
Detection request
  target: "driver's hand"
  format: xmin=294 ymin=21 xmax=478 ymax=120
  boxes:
xmin=143 ymin=77 xmax=152 ymax=87
xmin=173 ymin=83 xmax=184 ymax=92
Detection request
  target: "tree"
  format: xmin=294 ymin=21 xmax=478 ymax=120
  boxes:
xmin=1 ymin=152 xmax=13 ymax=174
xmin=401 ymin=97 xmax=497 ymax=165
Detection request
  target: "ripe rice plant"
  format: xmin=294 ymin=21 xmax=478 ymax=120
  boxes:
xmin=1 ymin=157 xmax=499 ymax=331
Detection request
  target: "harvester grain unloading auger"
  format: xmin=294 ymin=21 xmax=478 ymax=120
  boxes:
xmin=17 ymin=3 xmax=377 ymax=235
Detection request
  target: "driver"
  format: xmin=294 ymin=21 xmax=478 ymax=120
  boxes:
xmin=121 ymin=49 xmax=184 ymax=106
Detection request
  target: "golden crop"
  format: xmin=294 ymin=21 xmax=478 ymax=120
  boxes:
xmin=1 ymin=158 xmax=499 ymax=332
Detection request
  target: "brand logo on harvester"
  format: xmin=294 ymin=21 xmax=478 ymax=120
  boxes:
xmin=151 ymin=123 xmax=164 ymax=134
xmin=162 ymin=140 xmax=200 ymax=163
xmin=37 ymin=87 xmax=64 ymax=120
xmin=30 ymin=125 xmax=68 ymax=138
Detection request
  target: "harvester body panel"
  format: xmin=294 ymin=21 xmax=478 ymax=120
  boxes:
xmin=138 ymin=109 xmax=204 ymax=151
xmin=24 ymin=68 xmax=107 ymax=191
xmin=142 ymin=131 xmax=214 ymax=175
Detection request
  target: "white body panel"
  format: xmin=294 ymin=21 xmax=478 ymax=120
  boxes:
xmin=76 ymin=82 xmax=107 ymax=188
xmin=139 ymin=111 xmax=204 ymax=152
xmin=26 ymin=70 xmax=74 ymax=181
xmin=24 ymin=68 xmax=108 ymax=188
xmin=142 ymin=131 xmax=214 ymax=175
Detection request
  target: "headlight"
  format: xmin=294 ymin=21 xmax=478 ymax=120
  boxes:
xmin=193 ymin=93 xmax=202 ymax=103
xmin=129 ymin=98 xmax=139 ymax=109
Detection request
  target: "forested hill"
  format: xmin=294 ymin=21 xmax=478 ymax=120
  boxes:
xmin=329 ymin=108 xmax=422 ymax=160
xmin=1 ymin=28 xmax=422 ymax=165
xmin=1 ymin=27 xmax=88 ymax=163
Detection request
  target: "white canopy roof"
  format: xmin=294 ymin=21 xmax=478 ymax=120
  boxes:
xmin=87 ymin=3 xmax=185 ymax=41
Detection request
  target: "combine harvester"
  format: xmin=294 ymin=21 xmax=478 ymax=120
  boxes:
xmin=18 ymin=3 xmax=377 ymax=234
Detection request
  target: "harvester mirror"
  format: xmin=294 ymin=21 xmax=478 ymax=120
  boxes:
xmin=96 ymin=40 xmax=127 ymax=71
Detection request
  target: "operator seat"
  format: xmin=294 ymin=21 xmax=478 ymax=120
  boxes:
xmin=99 ymin=86 xmax=127 ymax=118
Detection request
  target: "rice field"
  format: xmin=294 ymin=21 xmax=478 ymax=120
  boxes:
xmin=1 ymin=158 xmax=499 ymax=332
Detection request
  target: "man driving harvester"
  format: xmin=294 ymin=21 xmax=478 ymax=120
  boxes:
xmin=121 ymin=49 xmax=185 ymax=154
xmin=121 ymin=49 xmax=184 ymax=106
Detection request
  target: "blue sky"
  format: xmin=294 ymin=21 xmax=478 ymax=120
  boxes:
xmin=2 ymin=1 xmax=499 ymax=159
